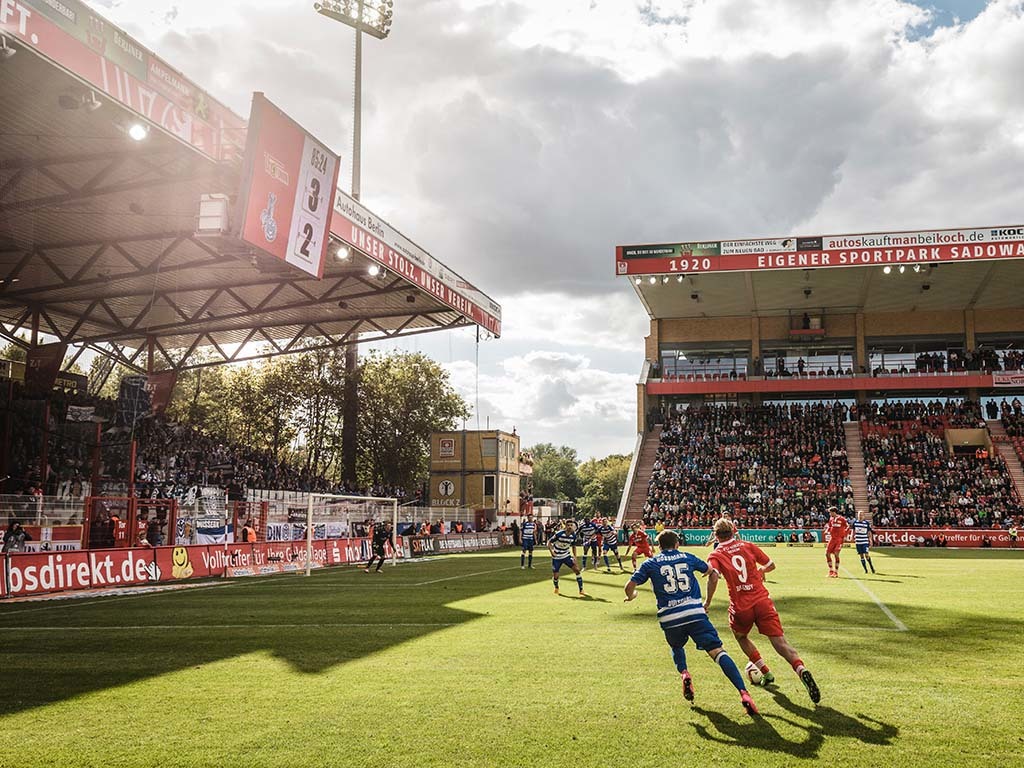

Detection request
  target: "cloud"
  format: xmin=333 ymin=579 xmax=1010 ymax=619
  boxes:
xmin=443 ymin=351 xmax=638 ymax=458
xmin=85 ymin=0 xmax=1024 ymax=461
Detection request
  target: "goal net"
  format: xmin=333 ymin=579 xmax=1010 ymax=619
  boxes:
xmin=268 ymin=493 xmax=399 ymax=576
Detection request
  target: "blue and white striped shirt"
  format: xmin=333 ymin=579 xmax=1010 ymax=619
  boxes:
xmin=630 ymin=550 xmax=709 ymax=629
xmin=853 ymin=519 xmax=872 ymax=546
xmin=549 ymin=530 xmax=575 ymax=559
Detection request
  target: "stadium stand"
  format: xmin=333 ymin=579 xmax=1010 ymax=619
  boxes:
xmin=641 ymin=403 xmax=853 ymax=529
xmin=637 ymin=400 xmax=1022 ymax=530
xmin=1 ymin=381 xmax=408 ymax=502
xmin=860 ymin=400 xmax=1021 ymax=527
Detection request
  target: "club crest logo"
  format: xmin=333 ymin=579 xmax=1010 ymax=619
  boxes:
xmin=261 ymin=192 xmax=278 ymax=243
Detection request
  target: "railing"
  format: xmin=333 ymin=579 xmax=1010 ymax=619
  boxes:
xmin=0 ymin=495 xmax=86 ymax=525
xmin=615 ymin=432 xmax=644 ymax=529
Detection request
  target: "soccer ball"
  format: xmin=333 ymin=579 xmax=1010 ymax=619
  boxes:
xmin=745 ymin=661 xmax=764 ymax=686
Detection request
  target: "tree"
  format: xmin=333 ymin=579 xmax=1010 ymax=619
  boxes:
xmin=528 ymin=443 xmax=582 ymax=500
xmin=357 ymin=351 xmax=470 ymax=491
xmin=0 ymin=336 xmax=28 ymax=362
xmin=577 ymin=453 xmax=632 ymax=517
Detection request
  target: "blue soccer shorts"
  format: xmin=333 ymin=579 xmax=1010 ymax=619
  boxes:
xmin=522 ymin=538 xmax=535 ymax=552
xmin=662 ymin=616 xmax=723 ymax=652
xmin=856 ymin=543 xmax=870 ymax=555
xmin=552 ymin=556 xmax=576 ymax=573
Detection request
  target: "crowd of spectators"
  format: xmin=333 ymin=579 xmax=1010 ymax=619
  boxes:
xmin=861 ymin=400 xmax=1021 ymax=527
xmin=999 ymin=398 xmax=1024 ymax=437
xmin=857 ymin=399 xmax=986 ymax=429
xmin=642 ymin=403 xmax=853 ymax=529
xmin=2 ymin=381 xmax=408 ymax=503
xmin=914 ymin=347 xmax=1024 ymax=373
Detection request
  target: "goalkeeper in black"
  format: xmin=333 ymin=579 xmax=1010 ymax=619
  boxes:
xmin=364 ymin=520 xmax=393 ymax=573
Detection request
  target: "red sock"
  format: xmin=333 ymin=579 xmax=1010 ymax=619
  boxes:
xmin=791 ymin=658 xmax=805 ymax=674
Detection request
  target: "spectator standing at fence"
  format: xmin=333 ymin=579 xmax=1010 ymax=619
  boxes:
xmin=241 ymin=519 xmax=257 ymax=543
xmin=2 ymin=522 xmax=32 ymax=552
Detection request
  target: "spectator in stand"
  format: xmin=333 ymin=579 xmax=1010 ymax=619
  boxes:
xmin=862 ymin=400 xmax=1021 ymax=528
xmin=2 ymin=521 xmax=32 ymax=552
xmin=642 ymin=403 xmax=851 ymax=530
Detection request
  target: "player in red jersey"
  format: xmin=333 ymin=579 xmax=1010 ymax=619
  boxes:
xmin=625 ymin=524 xmax=654 ymax=569
xmin=704 ymin=518 xmax=821 ymax=703
xmin=824 ymin=506 xmax=850 ymax=578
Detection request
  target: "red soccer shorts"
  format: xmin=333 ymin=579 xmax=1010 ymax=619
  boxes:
xmin=728 ymin=598 xmax=784 ymax=637
xmin=635 ymin=546 xmax=652 ymax=557
xmin=826 ymin=541 xmax=843 ymax=555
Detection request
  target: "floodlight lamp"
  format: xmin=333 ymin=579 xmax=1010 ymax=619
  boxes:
xmin=0 ymin=36 xmax=15 ymax=60
xmin=634 ymin=277 xmax=642 ymax=285
xmin=898 ymin=265 xmax=905 ymax=274
xmin=127 ymin=122 xmax=149 ymax=141
xmin=84 ymin=91 xmax=102 ymax=111
xmin=883 ymin=265 xmax=892 ymax=274
xmin=676 ymin=275 xmax=684 ymax=283
xmin=368 ymin=264 xmax=381 ymax=276
xmin=336 ymin=244 xmax=350 ymax=260
xmin=648 ymin=276 xmax=657 ymax=284
xmin=661 ymin=276 xmax=669 ymax=284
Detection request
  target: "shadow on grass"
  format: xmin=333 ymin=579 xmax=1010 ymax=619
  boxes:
xmin=0 ymin=553 xmax=548 ymax=717
xmin=692 ymin=705 xmax=825 ymax=758
xmin=691 ymin=687 xmax=899 ymax=759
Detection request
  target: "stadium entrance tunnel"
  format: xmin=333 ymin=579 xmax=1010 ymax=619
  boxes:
xmin=0 ymin=554 xmax=549 ymax=717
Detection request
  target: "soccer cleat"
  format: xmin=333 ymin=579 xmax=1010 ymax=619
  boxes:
xmin=761 ymin=670 xmax=775 ymax=685
xmin=578 ymin=590 xmax=588 ymax=597
xmin=521 ymin=566 xmax=525 ymax=570
xmin=363 ymin=568 xmax=370 ymax=573
xmin=681 ymin=672 xmax=694 ymax=702
xmin=553 ymin=586 xmax=560 ymax=595
xmin=740 ymin=690 xmax=759 ymax=716
xmin=801 ymin=669 xmax=821 ymax=703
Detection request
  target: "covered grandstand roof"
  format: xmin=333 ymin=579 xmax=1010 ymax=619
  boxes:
xmin=0 ymin=2 xmax=500 ymax=372
xmin=617 ymin=228 xmax=1024 ymax=320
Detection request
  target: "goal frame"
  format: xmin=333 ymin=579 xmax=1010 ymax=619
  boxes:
xmin=303 ymin=493 xmax=399 ymax=576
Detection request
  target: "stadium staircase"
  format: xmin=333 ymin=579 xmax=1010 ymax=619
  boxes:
xmin=622 ymin=426 xmax=662 ymax=524
xmin=985 ymin=420 xmax=1024 ymax=502
xmin=843 ymin=421 xmax=870 ymax=515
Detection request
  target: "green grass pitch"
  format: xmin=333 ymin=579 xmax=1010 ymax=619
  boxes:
xmin=1 ymin=546 xmax=1022 ymax=767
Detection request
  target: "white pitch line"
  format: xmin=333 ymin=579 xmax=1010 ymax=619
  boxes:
xmin=414 ymin=566 xmax=523 ymax=585
xmin=841 ymin=567 xmax=908 ymax=632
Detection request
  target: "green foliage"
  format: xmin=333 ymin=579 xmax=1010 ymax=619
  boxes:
xmin=162 ymin=348 xmax=468 ymax=489
xmin=527 ymin=443 xmax=582 ymax=500
xmin=577 ymin=453 xmax=631 ymax=517
xmin=0 ymin=336 xmax=28 ymax=362
xmin=357 ymin=351 xmax=470 ymax=490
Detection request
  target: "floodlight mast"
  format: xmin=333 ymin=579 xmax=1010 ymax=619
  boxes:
xmin=314 ymin=0 xmax=394 ymax=200
xmin=314 ymin=1 xmax=394 ymax=487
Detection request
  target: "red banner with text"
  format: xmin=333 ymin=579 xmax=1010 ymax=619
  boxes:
xmin=872 ymin=528 xmax=1015 ymax=548
xmin=617 ymin=226 xmax=1024 ymax=276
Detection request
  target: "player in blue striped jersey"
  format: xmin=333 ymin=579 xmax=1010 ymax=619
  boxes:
xmin=520 ymin=513 xmax=538 ymax=569
xmin=852 ymin=514 xmax=876 ymax=574
xmin=576 ymin=518 xmax=601 ymax=570
xmin=624 ymin=529 xmax=758 ymax=715
xmin=598 ymin=518 xmax=625 ymax=572
xmin=548 ymin=520 xmax=586 ymax=596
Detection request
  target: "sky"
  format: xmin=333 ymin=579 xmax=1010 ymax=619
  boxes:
xmin=83 ymin=0 xmax=1024 ymax=458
